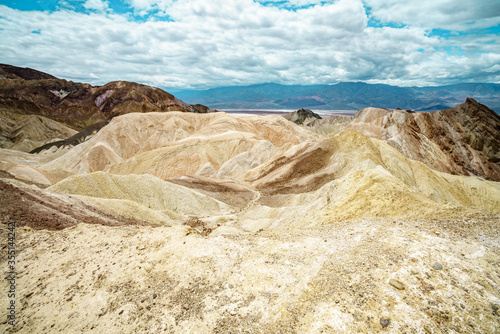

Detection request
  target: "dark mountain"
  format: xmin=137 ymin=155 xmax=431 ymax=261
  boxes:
xmin=175 ymin=82 xmax=500 ymax=112
xmin=0 ymin=63 xmax=58 ymax=80
xmin=0 ymin=65 xmax=209 ymax=130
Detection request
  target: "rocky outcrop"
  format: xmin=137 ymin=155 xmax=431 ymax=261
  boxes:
xmin=40 ymin=112 xmax=320 ymax=175
xmin=348 ymin=98 xmax=500 ymax=181
xmin=22 ymin=111 xmax=496 ymax=226
xmin=283 ymin=108 xmax=322 ymax=125
xmin=68 ymin=81 xmax=200 ymax=118
xmin=191 ymin=104 xmax=217 ymax=113
xmin=30 ymin=120 xmax=109 ymax=154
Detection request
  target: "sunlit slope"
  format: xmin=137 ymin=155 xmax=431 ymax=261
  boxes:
xmin=48 ymin=171 xmax=237 ymax=225
xmin=42 ymin=112 xmax=319 ymax=175
xmin=49 ymin=172 xmax=233 ymax=215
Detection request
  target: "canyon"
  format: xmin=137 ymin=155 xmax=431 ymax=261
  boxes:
xmin=0 ymin=64 xmax=499 ymax=333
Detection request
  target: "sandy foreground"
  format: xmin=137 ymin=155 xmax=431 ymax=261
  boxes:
xmin=1 ymin=213 xmax=499 ymax=333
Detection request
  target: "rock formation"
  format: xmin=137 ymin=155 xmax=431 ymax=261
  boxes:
xmin=1 ymin=110 xmax=494 ymax=227
xmin=348 ymin=98 xmax=500 ymax=181
xmin=0 ymin=64 xmax=210 ymax=131
xmin=283 ymin=108 xmax=322 ymax=125
xmin=306 ymin=114 xmax=353 ymax=135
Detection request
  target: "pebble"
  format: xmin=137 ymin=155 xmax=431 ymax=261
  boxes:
xmin=432 ymin=262 xmax=443 ymax=270
xmin=380 ymin=318 xmax=390 ymax=328
xmin=388 ymin=279 xmax=405 ymax=290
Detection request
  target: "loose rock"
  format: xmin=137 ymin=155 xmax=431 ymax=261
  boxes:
xmin=432 ymin=262 xmax=443 ymax=270
xmin=380 ymin=318 xmax=390 ymax=328
xmin=389 ymin=279 xmax=405 ymax=290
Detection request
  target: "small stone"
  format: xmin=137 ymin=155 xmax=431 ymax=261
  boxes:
xmin=183 ymin=304 xmax=189 ymax=310
xmin=153 ymin=294 xmax=157 ymax=299
xmin=389 ymin=279 xmax=405 ymax=290
xmin=230 ymin=310 xmax=237 ymax=315
xmin=432 ymin=262 xmax=443 ymax=270
xmin=380 ymin=318 xmax=390 ymax=328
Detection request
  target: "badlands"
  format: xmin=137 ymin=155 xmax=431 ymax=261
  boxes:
xmin=1 ymin=66 xmax=500 ymax=333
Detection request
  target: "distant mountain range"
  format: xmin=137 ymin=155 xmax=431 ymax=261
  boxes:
xmin=174 ymin=82 xmax=500 ymax=112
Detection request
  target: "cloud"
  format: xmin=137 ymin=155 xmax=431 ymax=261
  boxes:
xmin=83 ymin=0 xmax=110 ymax=12
xmin=125 ymin=0 xmax=174 ymax=16
xmin=364 ymin=0 xmax=500 ymax=31
xmin=0 ymin=0 xmax=499 ymax=89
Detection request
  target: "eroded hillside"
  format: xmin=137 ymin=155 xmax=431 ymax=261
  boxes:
xmin=348 ymin=98 xmax=500 ymax=181
xmin=0 ymin=78 xmax=499 ymax=332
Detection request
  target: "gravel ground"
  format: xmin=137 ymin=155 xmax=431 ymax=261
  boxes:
xmin=1 ymin=213 xmax=499 ymax=333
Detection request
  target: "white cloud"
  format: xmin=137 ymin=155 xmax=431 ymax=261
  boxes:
xmin=125 ymin=0 xmax=174 ymax=16
xmin=0 ymin=0 xmax=499 ymax=89
xmin=364 ymin=0 xmax=500 ymax=31
xmin=83 ymin=0 xmax=110 ymax=12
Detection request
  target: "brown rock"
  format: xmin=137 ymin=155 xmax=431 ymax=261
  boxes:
xmin=348 ymin=98 xmax=500 ymax=181
xmin=0 ymin=65 xmax=204 ymax=133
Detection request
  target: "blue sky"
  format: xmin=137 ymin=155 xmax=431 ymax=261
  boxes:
xmin=0 ymin=0 xmax=499 ymax=89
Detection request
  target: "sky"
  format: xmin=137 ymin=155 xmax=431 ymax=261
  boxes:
xmin=0 ymin=0 xmax=499 ymax=89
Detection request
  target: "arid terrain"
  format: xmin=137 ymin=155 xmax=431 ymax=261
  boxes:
xmin=1 ymin=65 xmax=499 ymax=333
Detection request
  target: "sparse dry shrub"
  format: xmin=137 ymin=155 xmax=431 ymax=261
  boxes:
xmin=183 ymin=216 xmax=212 ymax=237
